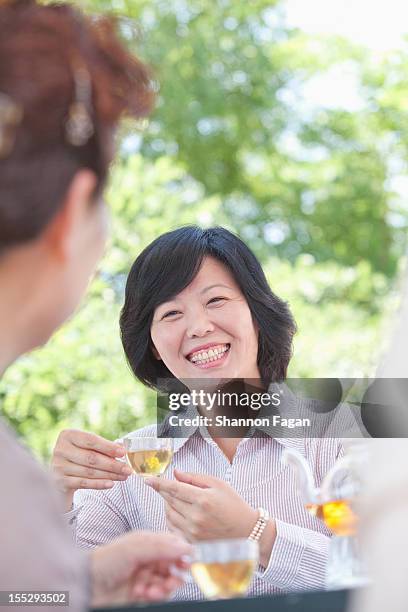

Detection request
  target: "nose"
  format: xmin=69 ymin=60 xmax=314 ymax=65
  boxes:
xmin=186 ymin=308 xmax=215 ymax=339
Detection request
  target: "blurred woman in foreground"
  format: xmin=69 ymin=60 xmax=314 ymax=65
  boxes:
xmin=0 ymin=2 xmax=190 ymax=609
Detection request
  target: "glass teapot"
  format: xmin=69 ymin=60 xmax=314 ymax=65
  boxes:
xmin=282 ymin=441 xmax=370 ymax=589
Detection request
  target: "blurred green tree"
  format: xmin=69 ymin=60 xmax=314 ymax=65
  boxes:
xmin=77 ymin=0 xmax=405 ymax=275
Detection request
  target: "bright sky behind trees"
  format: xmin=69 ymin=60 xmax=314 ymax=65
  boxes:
xmin=286 ymin=0 xmax=407 ymax=53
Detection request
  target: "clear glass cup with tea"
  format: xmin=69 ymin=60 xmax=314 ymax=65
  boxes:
xmin=123 ymin=435 xmax=173 ymax=478
xmin=191 ymin=538 xmax=258 ymax=599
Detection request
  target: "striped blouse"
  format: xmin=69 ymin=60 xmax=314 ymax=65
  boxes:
xmin=72 ymin=401 xmax=346 ymax=600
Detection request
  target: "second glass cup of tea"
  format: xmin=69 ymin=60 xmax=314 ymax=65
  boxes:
xmin=191 ymin=538 xmax=258 ymax=600
xmin=123 ymin=435 xmax=173 ymax=478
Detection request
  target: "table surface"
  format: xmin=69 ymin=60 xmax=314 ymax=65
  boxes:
xmin=93 ymin=588 xmax=351 ymax=612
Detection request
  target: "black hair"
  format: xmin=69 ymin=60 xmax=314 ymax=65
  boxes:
xmin=120 ymin=226 xmax=296 ymax=390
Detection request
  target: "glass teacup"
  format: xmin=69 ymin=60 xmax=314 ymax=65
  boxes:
xmin=191 ymin=538 xmax=258 ymax=599
xmin=122 ymin=435 xmax=173 ymax=478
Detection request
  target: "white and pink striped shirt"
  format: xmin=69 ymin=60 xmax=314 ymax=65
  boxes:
xmin=72 ymin=413 xmax=344 ymax=600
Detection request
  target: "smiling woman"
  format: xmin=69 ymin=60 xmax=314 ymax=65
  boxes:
xmin=52 ymin=226 xmax=345 ymax=601
xmin=120 ymin=226 xmax=295 ymax=388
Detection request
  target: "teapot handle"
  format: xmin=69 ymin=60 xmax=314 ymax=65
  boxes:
xmin=282 ymin=448 xmax=320 ymax=505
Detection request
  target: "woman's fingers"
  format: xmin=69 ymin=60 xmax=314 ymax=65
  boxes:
xmin=130 ymin=563 xmax=184 ymax=601
xmin=145 ymin=476 xmax=197 ymax=503
xmin=59 ymin=460 xmax=130 ymax=481
xmin=167 ymin=524 xmax=187 ymax=540
xmin=165 ymin=504 xmax=189 ymax=538
xmin=67 ymin=446 xmax=130 ymax=475
xmin=59 ymin=476 xmax=116 ymax=491
xmin=54 ymin=431 xmax=130 ymax=477
xmin=51 ymin=429 xmax=133 ymax=498
xmin=160 ymin=491 xmax=190 ymax=517
xmin=132 ymin=576 xmax=181 ymax=601
xmin=67 ymin=429 xmax=125 ymax=458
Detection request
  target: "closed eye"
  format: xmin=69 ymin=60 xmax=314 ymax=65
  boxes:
xmin=207 ymin=297 xmax=227 ymax=305
xmin=162 ymin=310 xmax=182 ymax=320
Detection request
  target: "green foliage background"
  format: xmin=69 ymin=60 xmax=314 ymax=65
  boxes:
xmin=1 ymin=0 xmax=408 ymax=459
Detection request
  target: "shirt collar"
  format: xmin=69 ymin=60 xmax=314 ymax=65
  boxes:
xmin=159 ymin=382 xmax=307 ymax=455
xmin=158 ymin=401 xmax=201 ymax=454
xmin=255 ymin=382 xmax=306 ymax=453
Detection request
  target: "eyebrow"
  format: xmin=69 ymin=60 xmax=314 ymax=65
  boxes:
xmin=200 ymin=283 xmax=233 ymax=294
xmin=155 ymin=283 xmax=234 ymax=314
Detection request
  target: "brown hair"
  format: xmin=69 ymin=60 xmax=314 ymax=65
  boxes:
xmin=0 ymin=0 xmax=154 ymax=249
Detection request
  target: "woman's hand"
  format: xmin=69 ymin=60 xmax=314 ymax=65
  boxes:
xmin=145 ymin=469 xmax=258 ymax=541
xmin=90 ymin=531 xmax=192 ymax=606
xmin=51 ymin=429 xmax=132 ymax=511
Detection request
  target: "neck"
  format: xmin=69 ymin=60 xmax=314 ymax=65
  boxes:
xmin=196 ymin=379 xmax=268 ymax=455
xmin=0 ymin=243 xmax=57 ymax=377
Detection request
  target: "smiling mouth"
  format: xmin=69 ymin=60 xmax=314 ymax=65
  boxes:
xmin=186 ymin=343 xmax=230 ymax=367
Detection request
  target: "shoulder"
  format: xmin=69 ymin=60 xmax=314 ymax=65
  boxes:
xmin=277 ymin=380 xmax=368 ymax=438
xmin=0 ymin=420 xmax=53 ymax=494
xmin=0 ymin=422 xmax=88 ymax=597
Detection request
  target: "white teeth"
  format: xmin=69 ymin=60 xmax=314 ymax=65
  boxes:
xmin=188 ymin=344 xmax=229 ymax=366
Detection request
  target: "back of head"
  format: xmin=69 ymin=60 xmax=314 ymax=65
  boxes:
xmin=0 ymin=0 xmax=154 ymax=251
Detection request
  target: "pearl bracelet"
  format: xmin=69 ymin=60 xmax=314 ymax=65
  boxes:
xmin=248 ymin=507 xmax=269 ymax=541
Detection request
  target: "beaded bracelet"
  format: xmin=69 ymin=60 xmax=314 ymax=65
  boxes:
xmin=248 ymin=507 xmax=269 ymax=541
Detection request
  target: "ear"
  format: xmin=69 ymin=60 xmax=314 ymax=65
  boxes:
xmin=41 ymin=169 xmax=97 ymax=260
xmin=150 ymin=339 xmax=162 ymax=361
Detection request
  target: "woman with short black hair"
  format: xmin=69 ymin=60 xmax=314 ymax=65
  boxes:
xmin=54 ymin=226 xmax=343 ymax=600
xmin=120 ymin=225 xmax=296 ymax=390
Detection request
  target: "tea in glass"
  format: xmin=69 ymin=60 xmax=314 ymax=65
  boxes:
xmin=306 ymin=499 xmax=358 ymax=536
xmin=123 ymin=436 xmax=173 ymax=478
xmin=191 ymin=539 xmax=258 ymax=599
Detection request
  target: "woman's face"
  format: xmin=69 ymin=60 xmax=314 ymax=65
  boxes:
xmin=150 ymin=257 xmax=260 ymax=382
